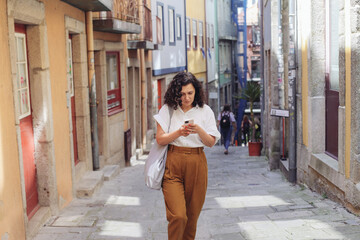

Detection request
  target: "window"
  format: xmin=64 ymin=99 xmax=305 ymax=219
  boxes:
xmin=327 ymin=1 xmax=339 ymax=91
xmin=67 ymin=38 xmax=74 ymax=97
xmin=252 ymin=26 xmax=261 ymax=46
xmin=192 ymin=19 xmax=197 ymax=49
xmin=106 ymin=52 xmax=122 ymax=114
xmin=199 ymin=21 xmax=204 ymax=49
xmin=15 ymin=33 xmax=31 ymax=119
xmin=206 ymin=23 xmax=210 ymax=49
xmin=211 ymin=24 xmax=214 ymax=48
xmin=168 ymin=8 xmax=175 ymax=44
xmin=176 ymin=15 xmax=181 ymax=40
xmin=157 ymin=4 xmax=164 ymax=44
xmin=251 ymin=60 xmax=261 ymax=79
xmin=186 ymin=18 xmax=191 ymax=49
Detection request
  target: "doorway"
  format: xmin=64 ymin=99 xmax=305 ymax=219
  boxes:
xmin=15 ymin=24 xmax=39 ymax=219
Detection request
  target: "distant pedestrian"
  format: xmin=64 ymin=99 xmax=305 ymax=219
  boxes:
xmin=241 ymin=115 xmax=250 ymax=146
xmin=154 ymin=72 xmax=220 ymax=240
xmin=217 ymin=105 xmax=236 ymax=154
xmin=254 ymin=116 xmax=261 ymax=140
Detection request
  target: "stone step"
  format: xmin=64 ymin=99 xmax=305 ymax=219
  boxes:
xmin=102 ymin=165 xmax=120 ymax=181
xmin=136 ymin=148 xmax=143 ymax=160
xmin=76 ymin=171 xmax=104 ymax=198
xmin=27 ymin=207 xmax=51 ymax=239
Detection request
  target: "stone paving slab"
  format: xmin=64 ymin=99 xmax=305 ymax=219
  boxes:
xmin=32 ymin=146 xmax=360 ymax=240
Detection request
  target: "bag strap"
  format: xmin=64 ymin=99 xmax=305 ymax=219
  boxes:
xmin=168 ymin=106 xmax=174 ymax=132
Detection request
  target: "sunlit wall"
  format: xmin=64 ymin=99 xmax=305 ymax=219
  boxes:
xmin=0 ymin=0 xmax=26 ymax=238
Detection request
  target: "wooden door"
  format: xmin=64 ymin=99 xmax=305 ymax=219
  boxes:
xmin=15 ymin=24 xmax=39 ymax=219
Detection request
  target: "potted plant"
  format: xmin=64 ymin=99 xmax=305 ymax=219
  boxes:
xmin=241 ymin=81 xmax=262 ymax=156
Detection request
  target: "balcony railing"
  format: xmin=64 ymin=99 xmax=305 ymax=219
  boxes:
xmin=143 ymin=5 xmax=152 ymax=41
xmin=93 ymin=0 xmax=139 ymax=24
xmin=128 ymin=4 xmax=152 ymax=42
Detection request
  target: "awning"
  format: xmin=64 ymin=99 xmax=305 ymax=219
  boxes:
xmin=93 ymin=19 xmax=141 ymax=34
xmin=61 ymin=0 xmax=112 ymax=11
xmin=127 ymin=41 xmax=154 ymax=50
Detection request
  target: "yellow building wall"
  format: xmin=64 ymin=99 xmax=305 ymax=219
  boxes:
xmin=43 ymin=0 xmax=85 ymax=207
xmin=0 ymin=0 xmax=26 ymax=239
xmin=186 ymin=0 xmax=207 ymax=82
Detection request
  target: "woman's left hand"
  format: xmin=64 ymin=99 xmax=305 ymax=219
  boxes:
xmin=187 ymin=123 xmax=216 ymax=147
xmin=186 ymin=123 xmax=200 ymax=134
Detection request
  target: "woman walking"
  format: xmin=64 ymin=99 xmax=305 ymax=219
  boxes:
xmin=241 ymin=115 xmax=250 ymax=146
xmin=154 ymin=72 xmax=220 ymax=240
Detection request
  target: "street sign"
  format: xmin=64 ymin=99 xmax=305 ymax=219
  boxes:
xmin=271 ymin=108 xmax=289 ymax=118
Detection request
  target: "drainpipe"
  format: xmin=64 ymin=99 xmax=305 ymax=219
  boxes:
xmin=288 ymin=0 xmax=297 ymax=183
xmin=204 ymin=0 xmax=209 ymax=99
xmin=216 ymin=0 xmax=221 ymax=145
xmin=260 ymin=0 xmax=265 ymax=151
xmin=184 ymin=0 xmax=188 ymax=72
xmin=86 ymin=11 xmax=100 ymax=170
xmin=140 ymin=49 xmax=146 ymax=149
xmin=140 ymin=3 xmax=146 ymax=149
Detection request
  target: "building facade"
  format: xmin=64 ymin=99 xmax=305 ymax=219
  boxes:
xmin=206 ymin=0 xmax=219 ymax=117
xmin=217 ymin=0 xmax=237 ymax=111
xmin=0 ymin=0 xmax=152 ymax=238
xmin=150 ymin=0 xmax=186 ymax=134
xmin=262 ymin=0 xmax=360 ymax=213
xmin=186 ymin=0 xmax=208 ymax=90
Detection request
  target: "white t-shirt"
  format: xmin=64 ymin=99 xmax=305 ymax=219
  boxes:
xmin=154 ymin=104 xmax=221 ymax=147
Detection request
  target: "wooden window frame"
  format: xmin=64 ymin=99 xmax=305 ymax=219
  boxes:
xmin=168 ymin=7 xmax=175 ymax=45
xmin=186 ymin=17 xmax=191 ymax=49
xmin=15 ymin=32 xmax=31 ymax=119
xmin=106 ymin=51 xmax=122 ymax=115
xmin=176 ymin=14 xmax=182 ymax=40
xmin=199 ymin=21 xmax=204 ymax=49
xmin=192 ymin=19 xmax=197 ymax=50
xmin=157 ymin=3 xmax=165 ymax=45
xmin=211 ymin=24 xmax=215 ymax=48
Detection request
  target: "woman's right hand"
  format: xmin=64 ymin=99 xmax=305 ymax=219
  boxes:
xmin=179 ymin=125 xmax=191 ymax=137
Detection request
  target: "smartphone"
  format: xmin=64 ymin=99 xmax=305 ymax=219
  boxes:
xmin=184 ymin=119 xmax=194 ymax=125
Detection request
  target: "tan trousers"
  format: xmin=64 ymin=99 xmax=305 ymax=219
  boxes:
xmin=162 ymin=145 xmax=208 ymax=240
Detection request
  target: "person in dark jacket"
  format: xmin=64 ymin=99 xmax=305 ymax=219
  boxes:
xmin=217 ymin=105 xmax=236 ymax=154
xmin=241 ymin=115 xmax=250 ymax=146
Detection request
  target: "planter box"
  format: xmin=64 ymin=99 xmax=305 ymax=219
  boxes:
xmin=248 ymin=142 xmax=262 ymax=156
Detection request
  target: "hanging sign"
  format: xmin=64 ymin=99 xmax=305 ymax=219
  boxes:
xmin=271 ymin=108 xmax=289 ymax=118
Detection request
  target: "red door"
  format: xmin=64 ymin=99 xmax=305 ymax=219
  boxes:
xmin=67 ymin=37 xmax=79 ymax=164
xmin=325 ymin=74 xmax=339 ymax=158
xmin=15 ymin=24 xmax=39 ymax=219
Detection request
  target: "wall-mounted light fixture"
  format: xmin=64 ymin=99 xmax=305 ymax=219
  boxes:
xmin=224 ymin=68 xmax=231 ymax=78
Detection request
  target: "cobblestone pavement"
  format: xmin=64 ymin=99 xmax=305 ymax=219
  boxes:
xmin=33 ymin=146 xmax=360 ymax=240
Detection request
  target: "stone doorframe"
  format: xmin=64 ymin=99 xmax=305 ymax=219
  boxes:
xmin=94 ymin=40 xmax=126 ymax=167
xmin=7 ymin=0 xmax=58 ymax=229
xmin=64 ymin=16 xmax=93 ymax=192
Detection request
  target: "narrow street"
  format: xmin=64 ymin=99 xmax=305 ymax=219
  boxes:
xmin=33 ymin=146 xmax=360 ymax=240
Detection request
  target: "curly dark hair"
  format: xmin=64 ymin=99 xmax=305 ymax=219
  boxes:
xmin=164 ymin=72 xmax=205 ymax=110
